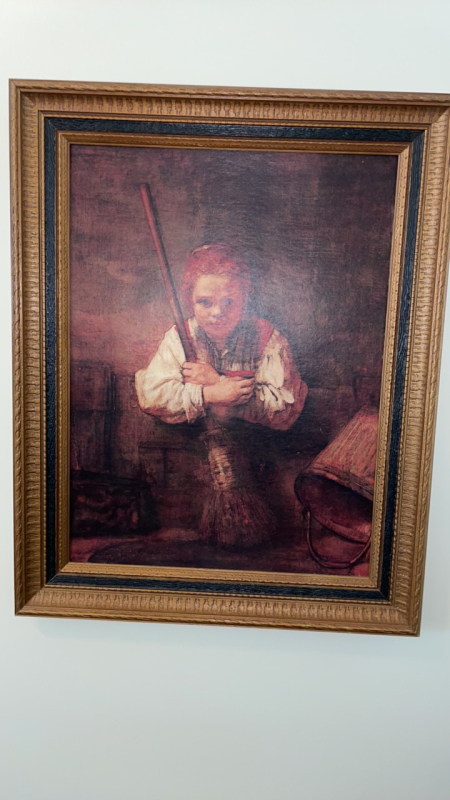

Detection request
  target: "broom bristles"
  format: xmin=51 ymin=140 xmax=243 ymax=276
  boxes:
xmin=199 ymin=487 xmax=277 ymax=548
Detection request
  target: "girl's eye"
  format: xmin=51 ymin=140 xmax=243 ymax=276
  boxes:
xmin=197 ymin=299 xmax=212 ymax=307
xmin=224 ymin=299 xmax=234 ymax=307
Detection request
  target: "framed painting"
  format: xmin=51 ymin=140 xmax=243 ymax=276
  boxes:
xmin=11 ymin=80 xmax=450 ymax=633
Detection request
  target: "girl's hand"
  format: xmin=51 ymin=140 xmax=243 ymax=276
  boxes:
xmin=203 ymin=376 xmax=255 ymax=407
xmin=182 ymin=361 xmax=221 ymax=386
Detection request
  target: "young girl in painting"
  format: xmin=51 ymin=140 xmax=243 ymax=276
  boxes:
xmin=135 ymin=243 xmax=308 ymax=546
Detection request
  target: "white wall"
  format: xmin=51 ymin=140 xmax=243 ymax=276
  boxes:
xmin=1 ymin=2 xmax=449 ymax=798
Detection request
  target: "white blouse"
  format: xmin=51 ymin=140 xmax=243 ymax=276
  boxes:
xmin=135 ymin=318 xmax=307 ymax=431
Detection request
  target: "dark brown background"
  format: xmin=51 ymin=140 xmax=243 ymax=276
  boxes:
xmin=69 ymin=144 xmax=397 ymax=573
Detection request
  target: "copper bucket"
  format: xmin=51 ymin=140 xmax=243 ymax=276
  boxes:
xmin=295 ymin=406 xmax=378 ymax=569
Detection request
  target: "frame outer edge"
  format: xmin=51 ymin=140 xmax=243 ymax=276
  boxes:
xmin=411 ymin=109 xmax=450 ymax=632
xmin=9 ymin=85 xmax=448 ymax=128
xmin=7 ymin=80 xmax=450 ymax=106
xmin=393 ymin=110 xmax=450 ymax=634
xmin=12 ymin=85 xmax=45 ymax=608
xmin=10 ymin=81 xmax=25 ymax=611
xmin=18 ymin=585 xmax=412 ymax=635
xmin=11 ymin=81 xmax=450 ymax=633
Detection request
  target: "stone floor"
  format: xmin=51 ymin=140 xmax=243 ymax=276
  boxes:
xmin=70 ymin=520 xmax=370 ymax=577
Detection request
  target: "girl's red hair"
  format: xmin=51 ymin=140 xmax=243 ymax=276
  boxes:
xmin=181 ymin=244 xmax=251 ymax=314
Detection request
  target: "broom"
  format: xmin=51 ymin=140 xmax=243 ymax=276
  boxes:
xmin=139 ymin=183 xmax=276 ymax=548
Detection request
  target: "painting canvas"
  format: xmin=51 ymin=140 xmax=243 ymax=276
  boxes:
xmin=68 ymin=143 xmax=396 ymax=578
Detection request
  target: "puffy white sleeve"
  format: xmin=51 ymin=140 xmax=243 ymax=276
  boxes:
xmin=135 ymin=327 xmax=204 ymax=424
xmin=237 ymin=329 xmax=307 ymax=431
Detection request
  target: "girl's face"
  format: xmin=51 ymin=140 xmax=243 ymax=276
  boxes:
xmin=192 ymin=273 xmax=246 ymax=346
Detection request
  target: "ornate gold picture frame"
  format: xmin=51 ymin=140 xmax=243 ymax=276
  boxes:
xmin=11 ymin=80 xmax=450 ymax=634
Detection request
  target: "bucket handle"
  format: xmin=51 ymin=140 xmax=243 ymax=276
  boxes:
xmin=303 ymin=508 xmax=371 ymax=571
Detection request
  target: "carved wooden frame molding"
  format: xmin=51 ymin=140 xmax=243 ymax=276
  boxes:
xmin=10 ymin=80 xmax=450 ymax=633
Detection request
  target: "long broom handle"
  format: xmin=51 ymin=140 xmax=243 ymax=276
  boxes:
xmin=139 ymin=183 xmax=197 ymax=362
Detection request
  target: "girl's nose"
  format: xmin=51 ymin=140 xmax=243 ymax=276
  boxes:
xmin=211 ymin=304 xmax=222 ymax=318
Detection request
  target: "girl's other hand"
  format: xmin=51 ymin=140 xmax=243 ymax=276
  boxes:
xmin=182 ymin=361 xmax=221 ymax=386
